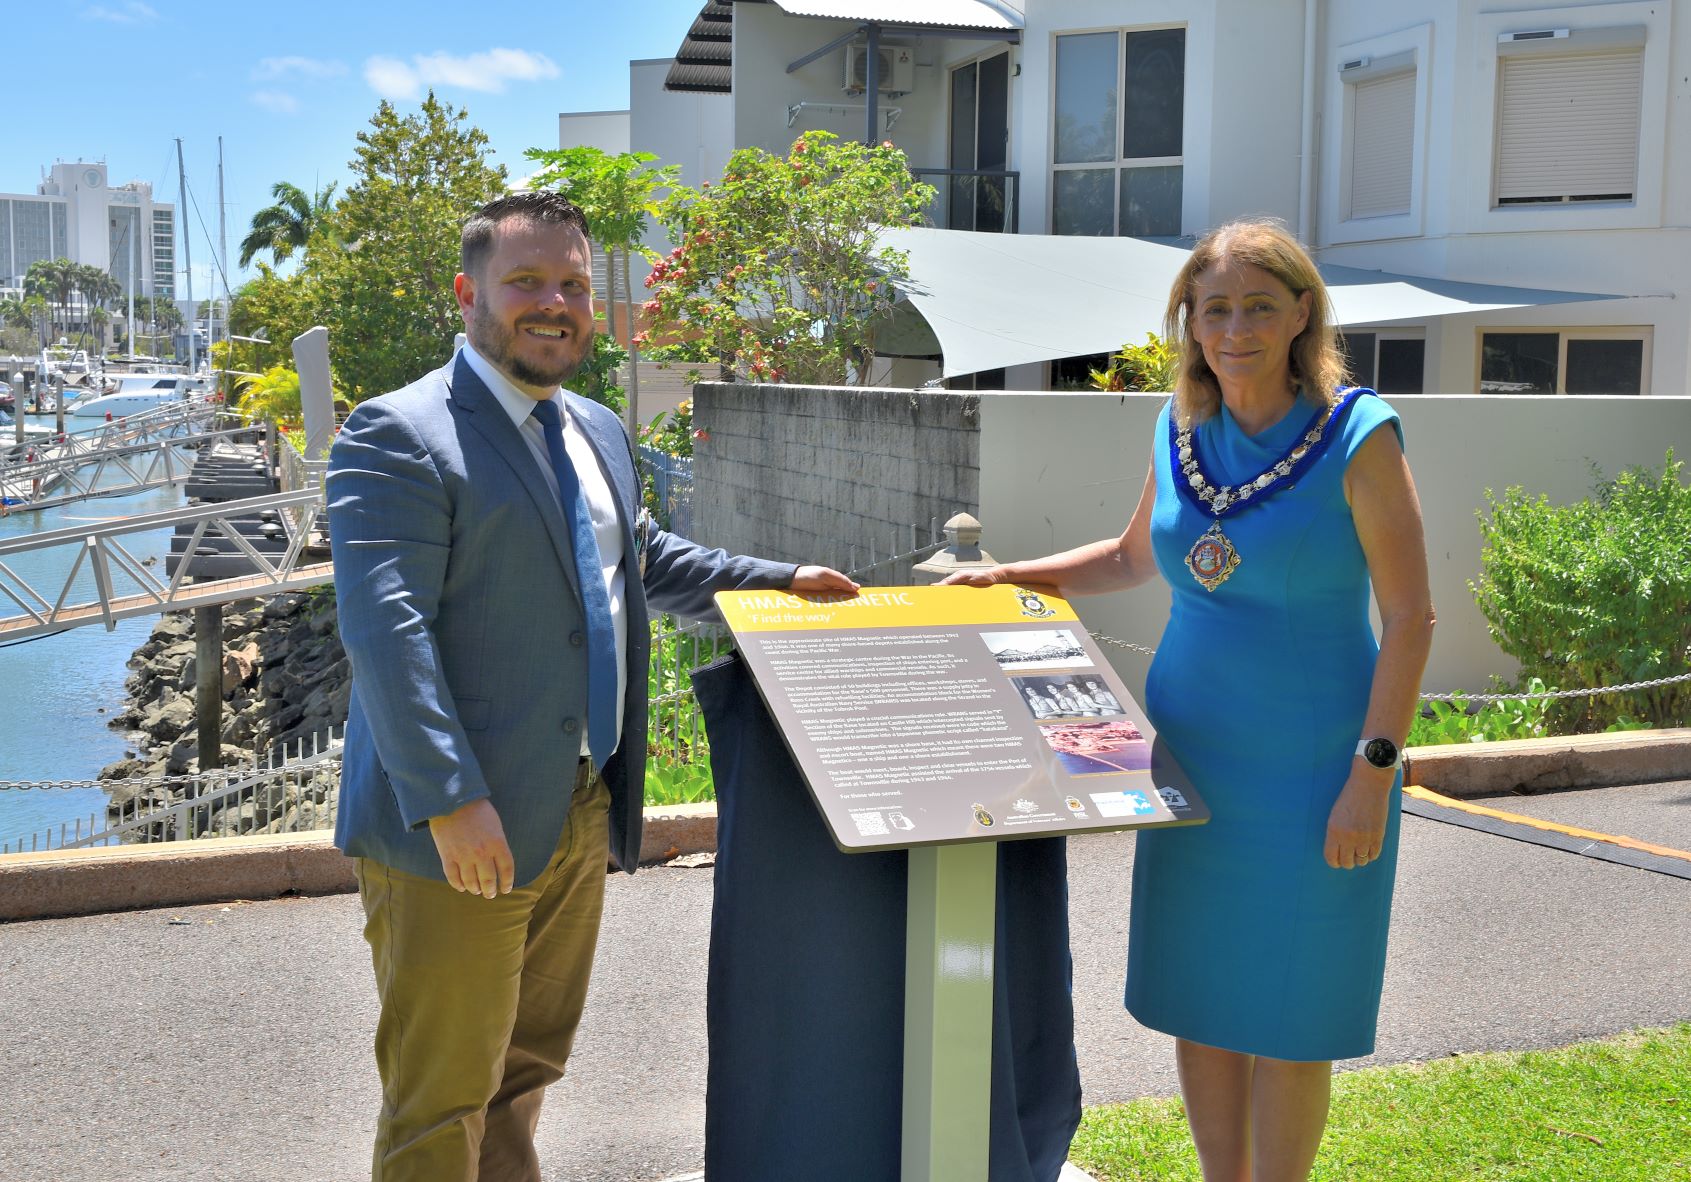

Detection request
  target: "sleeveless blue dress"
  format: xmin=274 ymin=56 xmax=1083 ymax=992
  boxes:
xmin=1125 ymin=390 xmax=1403 ymax=1062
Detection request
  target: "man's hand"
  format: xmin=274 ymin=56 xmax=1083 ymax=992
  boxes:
xmin=428 ymin=798 xmax=516 ymax=898
xmin=789 ymin=565 xmax=860 ymax=594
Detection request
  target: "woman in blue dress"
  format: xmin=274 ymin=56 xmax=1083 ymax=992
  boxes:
xmin=946 ymin=220 xmax=1434 ymax=1180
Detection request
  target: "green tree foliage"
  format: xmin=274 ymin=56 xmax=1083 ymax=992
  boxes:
xmin=0 ymin=294 xmax=48 ymax=354
xmin=1471 ymin=450 xmax=1691 ymax=731
xmin=570 ymin=333 xmax=629 ymax=417
xmin=1089 ymin=333 xmax=1179 ymax=393
xmin=643 ymin=131 xmax=933 ymax=386
xmin=238 ymin=181 xmax=339 ymax=269
xmin=236 ymin=364 xmax=309 ymax=427
xmin=24 ymin=258 xmax=77 ymax=340
xmin=228 ymin=264 xmax=316 ymax=371
xmin=310 ymin=93 xmax=507 ymax=402
xmin=525 ymin=145 xmax=681 ymax=429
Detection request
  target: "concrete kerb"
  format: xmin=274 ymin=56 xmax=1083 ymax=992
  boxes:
xmin=1401 ymin=727 xmax=1691 ymax=798
xmin=0 ymin=801 xmax=720 ymax=924
xmin=4 ymin=731 xmax=1688 ymax=924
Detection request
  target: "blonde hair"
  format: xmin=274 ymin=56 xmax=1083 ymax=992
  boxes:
xmin=1162 ymin=219 xmax=1346 ymax=427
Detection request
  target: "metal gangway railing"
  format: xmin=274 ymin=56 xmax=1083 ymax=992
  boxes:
xmin=0 ymin=487 xmax=333 ymax=643
xmin=0 ymin=398 xmax=244 ymax=511
xmin=0 ymin=425 xmax=271 ymax=511
xmin=0 ymin=725 xmax=346 ymax=854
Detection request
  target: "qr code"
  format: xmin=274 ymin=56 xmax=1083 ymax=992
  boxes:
xmin=852 ymin=811 xmax=889 ymax=836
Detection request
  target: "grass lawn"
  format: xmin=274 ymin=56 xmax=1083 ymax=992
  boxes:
xmin=1070 ymin=1024 xmax=1690 ymax=1181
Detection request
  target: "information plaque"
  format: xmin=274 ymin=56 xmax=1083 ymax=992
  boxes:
xmin=715 ymin=583 xmax=1207 ymax=851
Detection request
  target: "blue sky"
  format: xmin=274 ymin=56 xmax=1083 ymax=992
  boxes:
xmin=13 ymin=0 xmax=709 ymax=296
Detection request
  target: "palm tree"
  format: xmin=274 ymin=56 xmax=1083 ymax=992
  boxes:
xmin=236 ymin=365 xmax=306 ymax=426
xmin=0 ymin=294 xmax=41 ymax=355
xmin=24 ymin=257 xmax=77 ymax=342
xmin=238 ymin=181 xmax=338 ymax=268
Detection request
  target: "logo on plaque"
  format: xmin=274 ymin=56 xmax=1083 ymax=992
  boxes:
xmin=1012 ymin=798 xmax=1038 ymax=815
xmin=1015 ymin=589 xmax=1058 ymax=619
xmin=971 ymin=803 xmax=995 ymax=827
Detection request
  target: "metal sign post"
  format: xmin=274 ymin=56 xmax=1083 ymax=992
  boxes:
xmin=902 ymin=841 xmax=996 ymax=1182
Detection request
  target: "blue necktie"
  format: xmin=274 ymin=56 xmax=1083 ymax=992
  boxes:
xmin=530 ymin=398 xmax=618 ymax=769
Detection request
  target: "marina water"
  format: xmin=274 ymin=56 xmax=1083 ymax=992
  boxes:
xmin=0 ymin=479 xmax=183 ymax=849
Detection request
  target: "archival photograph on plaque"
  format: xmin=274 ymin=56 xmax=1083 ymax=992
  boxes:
xmin=1013 ymin=674 xmax=1128 ymax=722
xmin=715 ymin=584 xmax=1207 ymax=851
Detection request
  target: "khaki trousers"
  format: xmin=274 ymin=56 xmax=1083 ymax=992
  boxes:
xmin=356 ymin=766 xmax=610 ymax=1182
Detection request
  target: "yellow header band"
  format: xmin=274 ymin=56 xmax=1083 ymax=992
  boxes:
xmin=716 ymin=584 xmax=1081 ymax=632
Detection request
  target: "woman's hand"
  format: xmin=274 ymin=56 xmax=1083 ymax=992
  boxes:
xmin=1324 ymin=764 xmax=1394 ymax=870
xmin=938 ymin=567 xmax=1009 ymax=588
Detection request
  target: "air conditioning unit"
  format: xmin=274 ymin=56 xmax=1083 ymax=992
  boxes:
xmin=845 ymin=42 xmax=916 ymax=95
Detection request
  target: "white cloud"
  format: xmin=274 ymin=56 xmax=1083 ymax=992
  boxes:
xmin=251 ymin=90 xmax=301 ymax=115
xmin=83 ymin=1 xmax=157 ymax=22
xmin=252 ymin=56 xmax=346 ymax=82
xmin=364 ymin=56 xmax=421 ymax=101
xmin=363 ymin=48 xmax=560 ymax=101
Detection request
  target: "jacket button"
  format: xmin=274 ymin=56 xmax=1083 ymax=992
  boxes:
xmin=569 ymin=631 xmax=584 ymax=648
xmin=563 ymin=718 xmax=579 ymax=734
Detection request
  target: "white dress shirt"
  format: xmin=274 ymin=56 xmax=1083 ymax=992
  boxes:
xmin=460 ymin=343 xmax=629 ymax=758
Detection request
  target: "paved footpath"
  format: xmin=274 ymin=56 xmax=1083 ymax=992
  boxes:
xmin=2 ymin=781 xmax=1686 ymax=1182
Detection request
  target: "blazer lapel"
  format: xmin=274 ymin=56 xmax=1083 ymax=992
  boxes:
xmin=447 ymin=353 xmax=585 ymax=604
xmin=567 ymin=392 xmax=640 ymax=533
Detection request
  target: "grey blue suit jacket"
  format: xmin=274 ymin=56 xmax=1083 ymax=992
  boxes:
xmin=326 ymin=353 xmax=795 ymax=884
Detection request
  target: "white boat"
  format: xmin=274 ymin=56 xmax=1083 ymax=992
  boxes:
xmin=71 ymin=372 xmax=208 ymax=419
xmin=0 ymin=410 xmax=56 ymax=449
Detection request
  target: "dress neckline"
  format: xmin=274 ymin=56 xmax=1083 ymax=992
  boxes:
xmin=1214 ymin=394 xmax=1311 ymax=455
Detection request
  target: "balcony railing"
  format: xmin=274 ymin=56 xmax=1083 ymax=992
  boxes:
xmin=912 ymin=169 xmax=1020 ymax=234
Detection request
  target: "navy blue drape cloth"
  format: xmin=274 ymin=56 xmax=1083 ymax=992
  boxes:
xmin=695 ymin=652 xmax=1081 ymax=1182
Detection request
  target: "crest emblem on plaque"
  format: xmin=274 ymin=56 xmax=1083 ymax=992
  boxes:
xmin=1012 ymin=798 xmax=1038 ymax=815
xmin=971 ymin=803 xmax=995 ymax=827
xmin=1015 ymin=589 xmax=1058 ymax=619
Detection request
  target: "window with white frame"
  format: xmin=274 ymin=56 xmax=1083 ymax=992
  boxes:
xmin=1052 ymin=27 xmax=1184 ymax=237
xmin=1339 ymin=329 xmax=1425 ymax=395
xmin=1494 ymin=26 xmax=1645 ymax=206
xmin=1342 ymin=54 xmax=1416 ymax=221
xmin=1478 ymin=328 xmax=1650 ymax=394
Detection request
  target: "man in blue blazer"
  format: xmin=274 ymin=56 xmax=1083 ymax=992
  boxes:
xmin=327 ymin=190 xmax=854 ymax=1181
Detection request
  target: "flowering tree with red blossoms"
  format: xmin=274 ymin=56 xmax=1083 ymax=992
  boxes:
xmin=640 ymin=131 xmax=934 ymax=386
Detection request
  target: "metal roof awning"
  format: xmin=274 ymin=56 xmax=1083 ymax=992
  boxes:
xmin=875 ymin=228 xmax=1635 ymax=378
xmin=666 ymin=1 xmax=735 ymax=94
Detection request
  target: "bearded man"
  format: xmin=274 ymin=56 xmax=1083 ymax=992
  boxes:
xmin=326 ymin=190 xmax=854 ymax=1181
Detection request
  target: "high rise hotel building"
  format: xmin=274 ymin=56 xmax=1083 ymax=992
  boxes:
xmin=1 ymin=161 xmax=176 ymax=300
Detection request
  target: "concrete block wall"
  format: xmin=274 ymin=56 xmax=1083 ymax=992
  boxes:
xmin=692 ymin=383 xmax=980 ymax=579
xmin=689 ymin=380 xmax=1689 ymax=696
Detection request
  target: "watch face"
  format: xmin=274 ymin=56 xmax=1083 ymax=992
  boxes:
xmin=1364 ymin=737 xmax=1399 ymax=768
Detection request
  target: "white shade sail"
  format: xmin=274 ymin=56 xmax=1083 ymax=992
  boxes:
xmin=876 ymin=228 xmax=1634 ymax=378
xmin=766 ymin=0 xmax=1023 ymax=29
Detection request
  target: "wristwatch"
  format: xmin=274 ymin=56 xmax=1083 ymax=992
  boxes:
xmin=1355 ymin=737 xmax=1401 ymax=770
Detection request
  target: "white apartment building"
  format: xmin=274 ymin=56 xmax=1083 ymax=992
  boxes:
xmin=563 ymin=0 xmax=1690 ymax=396
xmin=1 ymin=160 xmax=177 ymax=302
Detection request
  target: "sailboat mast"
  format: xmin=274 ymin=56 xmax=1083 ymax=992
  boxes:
xmin=176 ymin=138 xmax=195 ymax=373
xmin=217 ymin=136 xmax=228 ymax=353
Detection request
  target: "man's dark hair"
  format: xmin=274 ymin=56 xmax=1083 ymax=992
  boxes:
xmin=460 ymin=191 xmax=591 ymax=276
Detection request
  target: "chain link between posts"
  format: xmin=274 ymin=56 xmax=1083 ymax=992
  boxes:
xmin=1088 ymin=631 xmax=1691 ymax=704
